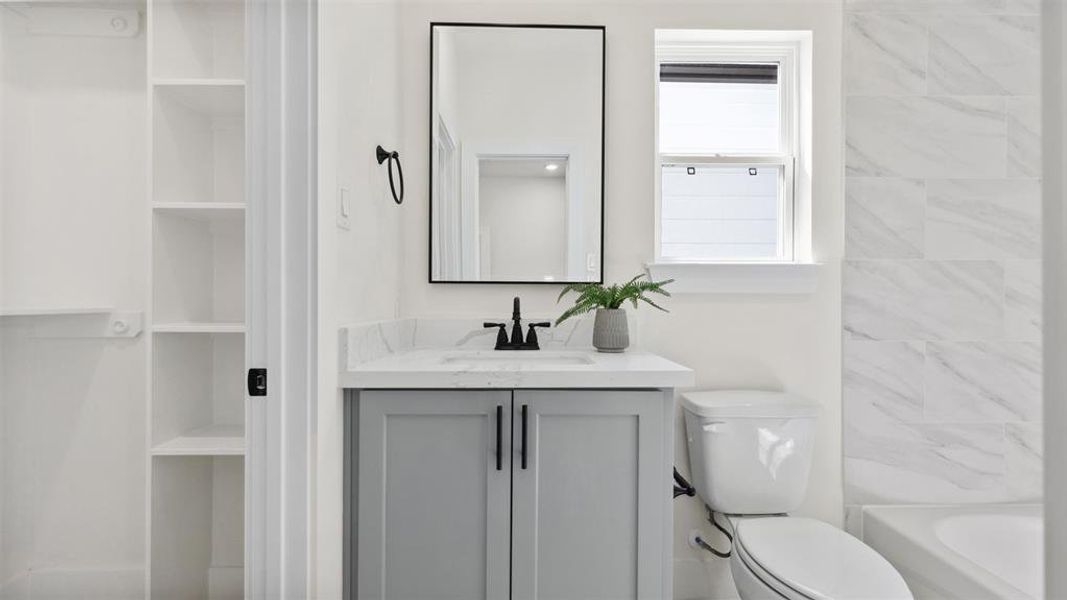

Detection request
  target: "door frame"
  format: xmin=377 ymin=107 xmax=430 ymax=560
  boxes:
xmin=246 ymin=0 xmax=317 ymax=598
xmin=1043 ymin=0 xmax=1067 ymax=596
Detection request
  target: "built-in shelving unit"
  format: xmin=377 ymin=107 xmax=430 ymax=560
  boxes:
xmin=146 ymin=0 xmax=246 ymax=597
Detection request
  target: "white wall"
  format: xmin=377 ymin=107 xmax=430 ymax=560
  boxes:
xmin=0 ymin=8 xmax=147 ymax=594
xmin=396 ymin=2 xmax=843 ymax=597
xmin=315 ymin=0 xmax=405 ymax=597
xmin=479 ymin=174 xmax=567 ymax=280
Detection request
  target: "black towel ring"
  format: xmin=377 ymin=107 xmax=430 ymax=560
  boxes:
xmin=376 ymin=145 xmax=404 ymax=205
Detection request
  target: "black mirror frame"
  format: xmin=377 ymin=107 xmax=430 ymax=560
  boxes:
xmin=428 ymin=22 xmax=606 ymax=285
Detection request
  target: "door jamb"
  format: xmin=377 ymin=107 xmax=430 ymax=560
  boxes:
xmin=246 ymin=0 xmax=317 ymax=597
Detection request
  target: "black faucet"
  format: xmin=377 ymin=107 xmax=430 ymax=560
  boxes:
xmin=484 ymin=297 xmax=550 ymax=350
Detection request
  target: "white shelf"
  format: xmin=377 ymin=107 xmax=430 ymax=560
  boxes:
xmin=154 ymin=77 xmax=245 ymax=87
xmin=154 ymin=80 xmax=244 ymax=116
xmin=154 ymin=202 xmax=245 ymax=223
xmin=0 ymin=307 xmax=112 ymax=317
xmin=152 ymin=424 xmax=245 ymax=456
xmin=153 ymin=322 xmax=245 ymax=334
xmin=0 ymin=308 xmax=143 ymax=337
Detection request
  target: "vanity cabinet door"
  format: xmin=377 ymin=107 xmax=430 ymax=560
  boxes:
xmin=511 ymin=390 xmax=667 ymax=600
xmin=357 ymin=390 xmax=512 ymax=600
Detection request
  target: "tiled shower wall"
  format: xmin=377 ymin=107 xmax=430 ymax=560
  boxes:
xmin=842 ymin=0 xmax=1042 ymax=508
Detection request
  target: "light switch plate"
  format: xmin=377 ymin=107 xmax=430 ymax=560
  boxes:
xmin=337 ymin=187 xmax=351 ymax=230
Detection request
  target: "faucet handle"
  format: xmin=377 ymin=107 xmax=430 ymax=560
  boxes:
xmin=484 ymin=322 xmax=509 ymax=349
xmin=524 ymin=322 xmax=552 ymax=349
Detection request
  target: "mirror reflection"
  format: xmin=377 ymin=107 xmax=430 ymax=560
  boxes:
xmin=430 ymin=24 xmax=604 ymax=283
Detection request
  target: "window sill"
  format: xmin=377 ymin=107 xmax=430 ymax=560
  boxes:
xmin=645 ymin=262 xmax=821 ymax=295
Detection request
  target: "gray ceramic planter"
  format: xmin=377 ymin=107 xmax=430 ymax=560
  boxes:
xmin=592 ymin=308 xmax=629 ymax=353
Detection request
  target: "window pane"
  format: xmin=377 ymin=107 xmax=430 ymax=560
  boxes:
xmin=660 ymin=164 xmax=781 ymax=260
xmin=658 ymin=74 xmax=779 ymax=154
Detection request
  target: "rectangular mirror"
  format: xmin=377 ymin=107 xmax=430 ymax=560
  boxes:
xmin=430 ymin=23 xmax=605 ymax=283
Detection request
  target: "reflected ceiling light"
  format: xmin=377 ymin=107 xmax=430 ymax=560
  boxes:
xmin=545 ymin=163 xmax=560 ymax=172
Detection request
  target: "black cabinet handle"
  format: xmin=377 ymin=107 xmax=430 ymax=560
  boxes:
xmin=496 ymin=405 xmax=503 ymax=471
xmin=521 ymin=404 xmax=528 ymax=470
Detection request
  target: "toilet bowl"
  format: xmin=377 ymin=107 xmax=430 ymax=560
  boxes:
xmin=727 ymin=516 xmax=913 ymax=599
xmin=681 ymin=391 xmax=913 ymax=600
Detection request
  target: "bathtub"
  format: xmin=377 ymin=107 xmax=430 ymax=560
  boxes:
xmin=860 ymin=505 xmax=1042 ymax=600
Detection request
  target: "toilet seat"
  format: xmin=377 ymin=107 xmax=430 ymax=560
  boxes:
xmin=732 ymin=517 xmax=913 ymax=600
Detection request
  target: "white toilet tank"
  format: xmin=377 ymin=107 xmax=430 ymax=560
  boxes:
xmin=681 ymin=390 xmax=820 ymax=515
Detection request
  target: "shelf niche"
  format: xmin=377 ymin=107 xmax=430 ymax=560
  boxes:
xmin=153 ymin=82 xmax=245 ymax=206
xmin=151 ymin=0 xmax=245 ymax=80
xmin=151 ymin=455 xmax=244 ymax=600
xmin=153 ymin=211 xmax=244 ymax=325
xmin=152 ymin=330 xmax=244 ymax=452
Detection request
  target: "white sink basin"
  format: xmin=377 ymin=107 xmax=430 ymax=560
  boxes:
xmin=440 ymin=352 xmax=594 ymax=367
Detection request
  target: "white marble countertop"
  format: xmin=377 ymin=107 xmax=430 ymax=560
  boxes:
xmin=340 ymin=348 xmax=694 ymax=389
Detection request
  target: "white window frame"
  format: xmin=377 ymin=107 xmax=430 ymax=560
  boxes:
xmin=654 ymin=33 xmax=805 ymax=266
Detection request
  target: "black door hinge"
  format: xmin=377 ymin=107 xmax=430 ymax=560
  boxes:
xmin=248 ymin=368 xmax=268 ymax=396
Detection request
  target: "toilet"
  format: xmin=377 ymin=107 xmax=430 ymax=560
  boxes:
xmin=681 ymin=390 xmax=914 ymax=600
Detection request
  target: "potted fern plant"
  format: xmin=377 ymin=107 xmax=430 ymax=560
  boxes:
xmin=556 ymin=273 xmax=673 ymax=353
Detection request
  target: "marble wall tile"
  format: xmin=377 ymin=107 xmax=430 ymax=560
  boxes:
xmin=1003 ymin=0 xmax=1041 ymax=14
xmin=844 ymin=260 xmax=1003 ymax=341
xmin=928 ymin=15 xmax=1040 ymax=95
xmin=1005 ymin=260 xmax=1042 ymax=341
xmin=844 ymin=340 xmax=925 ymax=421
xmin=924 ymin=341 xmax=1042 ymax=422
xmin=846 ymin=96 xmax=1006 ymax=178
xmin=1007 ymin=96 xmax=1041 ymax=178
xmin=1005 ymin=422 xmax=1042 ymax=500
xmin=925 ymin=179 xmax=1041 ymax=259
xmin=845 ymin=14 xmax=927 ymax=95
xmin=846 ymin=178 xmax=925 ymax=258
xmin=844 ymin=0 xmax=1041 ymax=506
xmin=845 ymin=0 xmax=1007 ymax=14
xmin=845 ymin=416 xmax=1006 ymax=503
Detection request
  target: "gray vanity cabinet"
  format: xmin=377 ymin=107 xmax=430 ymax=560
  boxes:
xmin=356 ymin=390 xmax=513 ymax=600
xmin=353 ymin=389 xmax=670 ymax=600
xmin=510 ymin=390 xmax=666 ymax=600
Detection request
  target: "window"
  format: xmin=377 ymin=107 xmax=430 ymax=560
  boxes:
xmin=655 ymin=32 xmax=807 ymax=265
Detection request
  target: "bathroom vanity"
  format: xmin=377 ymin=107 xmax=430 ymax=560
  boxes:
xmin=341 ymin=19 xmax=693 ymax=598
xmin=341 ymin=323 xmax=693 ymax=600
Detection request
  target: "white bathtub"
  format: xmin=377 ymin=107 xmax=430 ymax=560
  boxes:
xmin=860 ymin=505 xmax=1042 ymax=600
